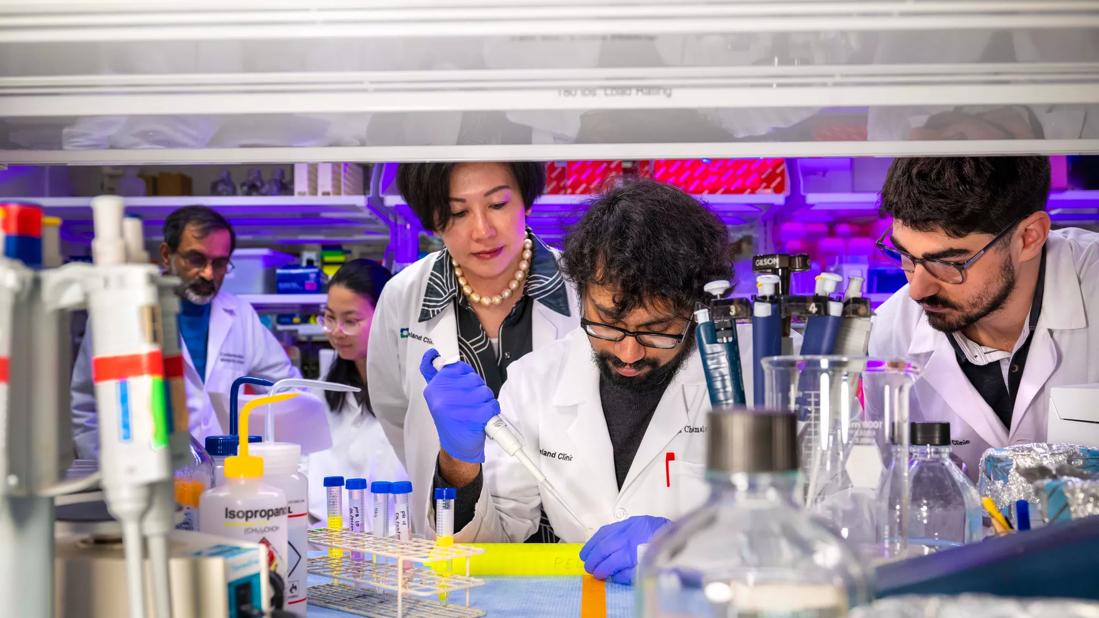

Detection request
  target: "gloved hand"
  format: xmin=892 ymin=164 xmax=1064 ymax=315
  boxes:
xmin=419 ymin=348 xmax=500 ymax=463
xmin=579 ymin=515 xmax=670 ymax=585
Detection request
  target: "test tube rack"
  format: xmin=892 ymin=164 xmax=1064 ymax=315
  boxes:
xmin=307 ymin=528 xmax=487 ymax=618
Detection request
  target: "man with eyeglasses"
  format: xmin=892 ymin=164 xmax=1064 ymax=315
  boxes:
xmin=417 ymin=179 xmax=752 ymax=584
xmin=70 ymin=205 xmax=301 ymax=458
xmin=869 ymin=156 xmax=1099 ymax=478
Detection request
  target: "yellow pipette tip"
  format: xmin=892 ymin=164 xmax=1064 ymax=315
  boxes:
xmin=982 ymin=497 xmax=1013 ymax=533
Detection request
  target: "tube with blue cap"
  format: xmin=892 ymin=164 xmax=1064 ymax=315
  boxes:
xmin=752 ymin=274 xmax=783 ymax=407
xmin=800 ymin=272 xmax=844 ymax=356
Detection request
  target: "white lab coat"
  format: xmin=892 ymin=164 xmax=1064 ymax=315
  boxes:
xmin=305 ymin=392 xmax=407 ymax=520
xmin=367 ymin=249 xmax=579 ymax=534
xmin=869 ymin=228 xmax=1099 ymax=478
xmin=71 ymin=290 xmax=300 ymax=459
xmin=447 ymin=325 xmax=755 ymax=544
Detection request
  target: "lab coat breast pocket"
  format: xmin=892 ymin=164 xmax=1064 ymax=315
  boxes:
xmin=667 ymin=460 xmax=710 ymax=515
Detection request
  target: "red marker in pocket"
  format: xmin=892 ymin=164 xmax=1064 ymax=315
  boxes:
xmin=665 ymin=452 xmax=676 ymax=488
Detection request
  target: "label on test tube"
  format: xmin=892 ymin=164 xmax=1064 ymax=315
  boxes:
xmin=323 ymin=476 xmax=344 ymax=558
xmin=392 ymin=481 xmax=413 ymax=541
xmin=371 ymin=481 xmax=392 ymax=538
xmin=346 ymin=478 xmax=366 ymax=560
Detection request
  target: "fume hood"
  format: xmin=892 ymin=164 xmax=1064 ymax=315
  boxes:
xmin=1 ymin=0 xmax=1098 ymax=163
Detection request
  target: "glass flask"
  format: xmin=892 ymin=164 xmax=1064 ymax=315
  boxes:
xmin=762 ymin=356 xmax=920 ymax=558
xmin=892 ymin=422 xmax=984 ymax=554
xmin=637 ymin=409 xmax=870 ymax=618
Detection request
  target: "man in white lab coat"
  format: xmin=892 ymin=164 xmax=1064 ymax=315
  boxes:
xmin=71 ymin=205 xmax=300 ymax=458
xmin=869 ymin=156 xmax=1099 ymax=478
xmin=419 ymin=179 xmax=753 ymax=584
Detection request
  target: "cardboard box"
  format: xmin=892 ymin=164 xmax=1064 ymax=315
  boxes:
xmin=293 ymin=163 xmax=316 ymax=196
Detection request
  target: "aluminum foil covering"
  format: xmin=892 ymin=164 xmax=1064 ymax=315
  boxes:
xmin=978 ymin=443 xmax=1099 ymax=525
xmin=850 ymin=595 xmax=1099 ymax=618
xmin=1040 ymin=477 xmax=1099 ymax=522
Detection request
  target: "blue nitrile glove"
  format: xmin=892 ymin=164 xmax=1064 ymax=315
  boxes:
xmin=579 ymin=515 xmax=670 ymax=585
xmin=419 ymin=348 xmax=500 ymax=463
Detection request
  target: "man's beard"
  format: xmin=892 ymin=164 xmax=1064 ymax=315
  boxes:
xmin=922 ymin=258 xmax=1015 ymax=333
xmin=168 ymin=262 xmax=217 ymax=305
xmin=593 ymin=336 xmax=695 ymax=393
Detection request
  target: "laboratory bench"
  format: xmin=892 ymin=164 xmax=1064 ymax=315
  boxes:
xmin=301 ymin=514 xmax=1099 ymax=617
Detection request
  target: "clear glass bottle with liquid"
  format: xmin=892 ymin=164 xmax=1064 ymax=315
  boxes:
xmin=902 ymin=422 xmax=984 ymax=554
xmin=637 ymin=409 xmax=870 ymax=617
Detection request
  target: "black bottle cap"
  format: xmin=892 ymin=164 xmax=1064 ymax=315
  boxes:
xmin=911 ymin=422 xmax=951 ymax=446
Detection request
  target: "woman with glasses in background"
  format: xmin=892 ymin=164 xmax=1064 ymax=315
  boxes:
xmin=305 ymin=258 xmax=407 ymax=519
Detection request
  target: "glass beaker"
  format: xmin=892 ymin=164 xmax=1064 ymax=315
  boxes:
xmin=762 ymin=356 xmax=920 ymax=558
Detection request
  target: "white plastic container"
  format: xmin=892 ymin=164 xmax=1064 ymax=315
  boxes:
xmin=199 ymin=448 xmax=289 ymax=590
xmin=251 ymin=442 xmax=309 ymax=611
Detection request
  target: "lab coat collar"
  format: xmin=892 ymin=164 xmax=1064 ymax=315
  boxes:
xmin=206 ymin=291 xmax=237 ymax=382
xmin=1038 ymin=232 xmax=1086 ymax=331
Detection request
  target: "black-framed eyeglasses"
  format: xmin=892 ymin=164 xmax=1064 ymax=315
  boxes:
xmin=580 ymin=317 xmax=692 ymax=350
xmin=177 ymin=251 xmax=234 ymax=274
xmin=875 ymin=221 xmax=1019 ymax=284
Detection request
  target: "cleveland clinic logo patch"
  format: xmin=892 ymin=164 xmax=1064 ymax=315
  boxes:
xmin=400 ymin=328 xmax=410 ymax=339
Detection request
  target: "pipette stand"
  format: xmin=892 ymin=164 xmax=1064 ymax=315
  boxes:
xmin=307 ymin=528 xmax=487 ymax=618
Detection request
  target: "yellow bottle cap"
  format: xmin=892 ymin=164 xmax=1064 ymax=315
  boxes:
xmin=224 ymin=454 xmax=264 ymax=479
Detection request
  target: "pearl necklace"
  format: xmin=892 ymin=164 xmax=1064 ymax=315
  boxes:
xmin=453 ymin=238 xmax=534 ymax=307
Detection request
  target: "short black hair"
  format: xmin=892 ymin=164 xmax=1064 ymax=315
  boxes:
xmin=163 ymin=205 xmax=236 ymax=252
xmin=396 ymin=162 xmax=546 ymax=233
xmin=324 ymin=258 xmax=393 ymax=413
xmin=562 ymin=178 xmax=732 ymax=319
xmin=880 ymin=156 xmax=1050 ymax=238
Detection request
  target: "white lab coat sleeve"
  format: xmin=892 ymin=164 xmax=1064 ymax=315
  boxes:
xmin=448 ymin=376 xmax=542 ymax=543
xmin=366 ymin=281 xmax=409 ymax=465
xmin=241 ymin=302 xmax=301 ymax=382
xmin=70 ymin=332 xmax=99 ymax=459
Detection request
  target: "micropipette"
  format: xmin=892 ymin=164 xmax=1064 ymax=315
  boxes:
xmin=433 ymin=355 xmax=591 ymax=536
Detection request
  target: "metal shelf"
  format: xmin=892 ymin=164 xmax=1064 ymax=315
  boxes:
xmin=239 ymin=294 xmax=326 ymax=311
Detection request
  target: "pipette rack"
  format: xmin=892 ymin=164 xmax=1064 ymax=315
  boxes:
xmin=307 ymin=528 xmax=487 ymax=618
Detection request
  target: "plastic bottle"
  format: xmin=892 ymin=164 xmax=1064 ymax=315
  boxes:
xmin=638 ymin=409 xmax=869 ymax=617
xmin=251 ymin=442 xmax=309 ymax=611
xmin=206 ymin=435 xmax=262 ymax=487
xmin=904 ymin=422 xmax=984 ymax=554
xmin=199 ymin=395 xmax=293 ymax=591
xmin=173 ymin=436 xmax=214 ymax=531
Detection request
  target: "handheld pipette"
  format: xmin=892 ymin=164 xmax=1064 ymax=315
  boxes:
xmin=433 ymin=355 xmax=591 ymax=536
xmin=752 ymin=275 xmax=783 ymax=407
xmin=800 ymin=273 xmax=844 ymax=355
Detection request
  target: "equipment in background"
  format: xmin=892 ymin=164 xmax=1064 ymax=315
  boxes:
xmin=696 ymin=280 xmax=749 ymax=407
xmin=834 ymin=276 xmax=874 ymax=357
xmin=636 ymin=408 xmax=870 ymax=616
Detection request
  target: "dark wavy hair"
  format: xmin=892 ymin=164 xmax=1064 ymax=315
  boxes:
xmin=324 ymin=259 xmax=392 ymax=413
xmin=880 ymin=156 xmax=1050 ymax=238
xmin=561 ymin=178 xmax=732 ymax=319
xmin=396 ymin=162 xmax=546 ymax=232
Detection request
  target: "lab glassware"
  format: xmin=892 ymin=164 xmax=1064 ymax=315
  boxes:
xmin=889 ymin=422 xmax=983 ymax=555
xmin=637 ymin=409 xmax=869 ymax=617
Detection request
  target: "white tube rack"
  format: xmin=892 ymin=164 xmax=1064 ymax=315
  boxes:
xmin=307 ymin=528 xmax=487 ymax=617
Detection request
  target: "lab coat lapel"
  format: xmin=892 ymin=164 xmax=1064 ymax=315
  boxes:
xmin=921 ymin=334 xmax=1009 ymax=448
xmin=1011 ymin=328 xmax=1058 ymax=437
xmin=206 ymin=293 xmax=235 ymax=383
xmin=620 ymin=362 xmax=707 ymax=496
xmin=423 ymin=304 xmax=461 ymax=364
xmin=532 ymin=299 xmax=576 ymax=350
xmin=557 ymin=335 xmax=619 ymax=503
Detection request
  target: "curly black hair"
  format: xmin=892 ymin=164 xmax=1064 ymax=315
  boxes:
xmin=561 ymin=178 xmax=732 ymax=319
xmin=880 ymin=156 xmax=1050 ymax=238
xmin=396 ymin=162 xmax=546 ymax=233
